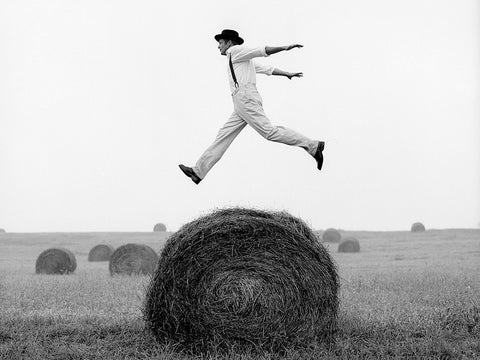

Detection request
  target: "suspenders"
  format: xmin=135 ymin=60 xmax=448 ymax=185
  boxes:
xmin=228 ymin=53 xmax=239 ymax=88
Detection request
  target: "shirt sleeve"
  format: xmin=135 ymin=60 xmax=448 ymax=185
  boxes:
xmin=230 ymin=45 xmax=269 ymax=63
xmin=254 ymin=61 xmax=274 ymax=76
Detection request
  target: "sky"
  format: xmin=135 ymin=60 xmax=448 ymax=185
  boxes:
xmin=0 ymin=0 xmax=479 ymax=232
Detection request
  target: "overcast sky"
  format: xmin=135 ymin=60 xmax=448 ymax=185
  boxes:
xmin=1 ymin=0 xmax=478 ymax=232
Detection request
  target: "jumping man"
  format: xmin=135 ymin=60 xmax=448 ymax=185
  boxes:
xmin=179 ymin=29 xmax=325 ymax=184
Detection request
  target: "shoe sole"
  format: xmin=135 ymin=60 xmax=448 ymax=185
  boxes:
xmin=178 ymin=165 xmax=201 ymax=184
xmin=316 ymin=141 xmax=325 ymax=170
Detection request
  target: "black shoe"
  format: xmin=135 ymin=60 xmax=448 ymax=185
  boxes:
xmin=179 ymin=164 xmax=202 ymax=184
xmin=313 ymin=141 xmax=325 ymax=170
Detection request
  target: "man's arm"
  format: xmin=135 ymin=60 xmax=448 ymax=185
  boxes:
xmin=272 ymin=68 xmax=303 ymax=80
xmin=265 ymin=44 xmax=303 ymax=56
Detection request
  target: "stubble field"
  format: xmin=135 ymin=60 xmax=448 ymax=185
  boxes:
xmin=0 ymin=229 xmax=479 ymax=359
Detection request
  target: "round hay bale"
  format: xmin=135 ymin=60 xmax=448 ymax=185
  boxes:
xmin=144 ymin=207 xmax=339 ymax=352
xmin=411 ymin=222 xmax=426 ymax=232
xmin=0 ymin=229 xmax=5 ymax=233
xmin=322 ymin=228 xmax=341 ymax=243
xmin=153 ymin=223 xmax=167 ymax=232
xmin=338 ymin=237 xmax=360 ymax=253
xmin=109 ymin=243 xmax=158 ymax=275
xmin=35 ymin=248 xmax=77 ymax=275
xmin=88 ymin=244 xmax=115 ymax=262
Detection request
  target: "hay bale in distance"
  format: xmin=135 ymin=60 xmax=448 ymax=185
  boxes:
xmin=153 ymin=223 xmax=167 ymax=232
xmin=35 ymin=248 xmax=77 ymax=274
xmin=88 ymin=244 xmax=115 ymax=262
xmin=109 ymin=243 xmax=158 ymax=275
xmin=0 ymin=229 xmax=5 ymax=233
xmin=144 ymin=207 xmax=339 ymax=352
xmin=411 ymin=222 xmax=426 ymax=232
xmin=338 ymin=237 xmax=360 ymax=253
xmin=322 ymin=228 xmax=341 ymax=243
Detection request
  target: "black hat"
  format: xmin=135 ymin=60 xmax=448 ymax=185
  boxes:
xmin=214 ymin=29 xmax=244 ymax=45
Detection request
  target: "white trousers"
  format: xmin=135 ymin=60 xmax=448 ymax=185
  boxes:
xmin=193 ymin=84 xmax=317 ymax=179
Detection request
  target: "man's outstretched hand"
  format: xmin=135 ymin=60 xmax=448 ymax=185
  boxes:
xmin=272 ymin=68 xmax=304 ymax=79
xmin=287 ymin=72 xmax=303 ymax=80
xmin=266 ymin=44 xmax=304 ymax=55
xmin=285 ymin=44 xmax=303 ymax=51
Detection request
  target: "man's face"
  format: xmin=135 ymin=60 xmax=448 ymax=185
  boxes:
xmin=217 ymin=39 xmax=231 ymax=56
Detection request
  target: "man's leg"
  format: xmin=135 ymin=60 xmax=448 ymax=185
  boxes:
xmin=191 ymin=112 xmax=247 ymax=179
xmin=234 ymin=91 xmax=319 ymax=156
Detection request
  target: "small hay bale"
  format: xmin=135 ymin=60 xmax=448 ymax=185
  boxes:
xmin=88 ymin=244 xmax=115 ymax=262
xmin=109 ymin=243 xmax=158 ymax=275
xmin=35 ymin=248 xmax=77 ymax=275
xmin=322 ymin=228 xmax=341 ymax=243
xmin=153 ymin=223 xmax=167 ymax=232
xmin=411 ymin=222 xmax=426 ymax=232
xmin=0 ymin=229 xmax=5 ymax=233
xmin=338 ymin=237 xmax=360 ymax=253
xmin=144 ymin=207 xmax=339 ymax=353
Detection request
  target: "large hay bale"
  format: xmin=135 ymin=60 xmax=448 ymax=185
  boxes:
xmin=35 ymin=248 xmax=77 ymax=275
xmin=88 ymin=244 xmax=115 ymax=262
xmin=109 ymin=243 xmax=158 ymax=275
xmin=338 ymin=237 xmax=360 ymax=253
xmin=322 ymin=228 xmax=341 ymax=243
xmin=411 ymin=222 xmax=426 ymax=232
xmin=153 ymin=223 xmax=167 ymax=232
xmin=144 ymin=207 xmax=339 ymax=352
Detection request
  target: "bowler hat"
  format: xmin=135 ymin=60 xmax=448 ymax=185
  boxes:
xmin=214 ymin=29 xmax=244 ymax=45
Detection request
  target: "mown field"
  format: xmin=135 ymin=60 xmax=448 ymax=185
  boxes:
xmin=0 ymin=229 xmax=479 ymax=359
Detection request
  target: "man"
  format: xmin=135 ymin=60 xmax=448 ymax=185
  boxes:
xmin=179 ymin=29 xmax=324 ymax=185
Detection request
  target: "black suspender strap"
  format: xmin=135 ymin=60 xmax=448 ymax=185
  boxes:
xmin=228 ymin=53 xmax=239 ymax=88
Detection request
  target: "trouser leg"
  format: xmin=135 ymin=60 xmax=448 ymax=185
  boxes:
xmin=192 ymin=112 xmax=247 ymax=179
xmin=233 ymin=89 xmax=318 ymax=155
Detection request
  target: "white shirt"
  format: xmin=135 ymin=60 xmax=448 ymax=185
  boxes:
xmin=226 ymin=44 xmax=274 ymax=93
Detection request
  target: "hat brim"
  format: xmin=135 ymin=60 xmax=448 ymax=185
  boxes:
xmin=214 ymin=34 xmax=244 ymax=45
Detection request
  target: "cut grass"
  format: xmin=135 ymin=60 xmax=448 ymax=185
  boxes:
xmin=0 ymin=229 xmax=479 ymax=359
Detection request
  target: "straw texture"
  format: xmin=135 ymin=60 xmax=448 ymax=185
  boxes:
xmin=144 ymin=207 xmax=339 ymax=353
xmin=338 ymin=237 xmax=360 ymax=253
xmin=322 ymin=228 xmax=341 ymax=243
xmin=35 ymin=248 xmax=77 ymax=274
xmin=88 ymin=244 xmax=115 ymax=262
xmin=109 ymin=243 xmax=158 ymax=275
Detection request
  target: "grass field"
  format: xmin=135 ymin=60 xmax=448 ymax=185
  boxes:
xmin=0 ymin=229 xmax=479 ymax=359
